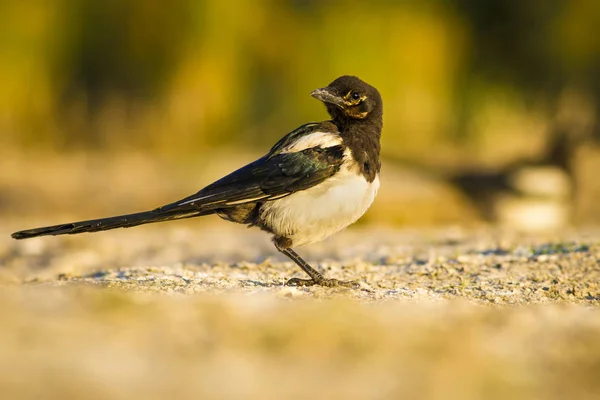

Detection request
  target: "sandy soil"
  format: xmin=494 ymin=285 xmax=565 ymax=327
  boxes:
xmin=1 ymin=221 xmax=599 ymax=399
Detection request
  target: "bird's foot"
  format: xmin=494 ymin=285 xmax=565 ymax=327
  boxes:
xmin=285 ymin=277 xmax=360 ymax=289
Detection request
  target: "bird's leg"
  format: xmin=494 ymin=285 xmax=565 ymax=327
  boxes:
xmin=274 ymin=240 xmax=359 ymax=288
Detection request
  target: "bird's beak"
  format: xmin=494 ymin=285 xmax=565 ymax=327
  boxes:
xmin=310 ymin=87 xmax=345 ymax=108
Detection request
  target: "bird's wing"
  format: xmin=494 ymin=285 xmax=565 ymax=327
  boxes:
xmin=156 ymin=122 xmax=345 ymax=212
xmin=10 ymin=123 xmax=345 ymax=240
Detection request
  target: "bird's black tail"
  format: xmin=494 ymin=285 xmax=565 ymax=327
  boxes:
xmin=11 ymin=207 xmax=215 ymax=240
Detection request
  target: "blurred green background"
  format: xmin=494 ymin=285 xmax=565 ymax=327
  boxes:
xmin=1 ymin=0 xmax=600 ymax=228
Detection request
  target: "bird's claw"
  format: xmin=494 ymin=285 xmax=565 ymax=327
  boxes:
xmin=285 ymin=277 xmax=360 ymax=289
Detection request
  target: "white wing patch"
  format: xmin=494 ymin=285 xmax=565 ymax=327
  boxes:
xmin=279 ymin=131 xmax=342 ymax=154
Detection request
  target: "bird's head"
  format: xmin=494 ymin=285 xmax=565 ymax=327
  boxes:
xmin=310 ymin=76 xmax=382 ymax=123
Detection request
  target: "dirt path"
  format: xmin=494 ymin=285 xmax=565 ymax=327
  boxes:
xmin=1 ymin=223 xmax=599 ymax=399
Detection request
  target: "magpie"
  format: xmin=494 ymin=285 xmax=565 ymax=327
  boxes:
xmin=11 ymin=76 xmax=383 ymax=288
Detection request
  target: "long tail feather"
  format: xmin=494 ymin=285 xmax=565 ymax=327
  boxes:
xmin=11 ymin=207 xmax=214 ymax=240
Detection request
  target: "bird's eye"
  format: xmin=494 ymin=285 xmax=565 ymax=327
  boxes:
xmin=351 ymin=91 xmax=361 ymax=100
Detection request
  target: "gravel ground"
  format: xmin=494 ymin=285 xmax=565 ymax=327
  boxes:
xmin=1 ymin=221 xmax=600 ymax=399
xmin=3 ymin=222 xmax=599 ymax=304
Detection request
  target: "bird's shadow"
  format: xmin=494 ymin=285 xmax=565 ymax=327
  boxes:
xmin=238 ymin=279 xmax=280 ymax=288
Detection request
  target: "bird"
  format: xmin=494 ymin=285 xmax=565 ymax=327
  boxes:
xmin=11 ymin=75 xmax=383 ymax=288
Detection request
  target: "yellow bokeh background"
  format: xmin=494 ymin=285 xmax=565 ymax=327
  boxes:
xmin=1 ymin=0 xmax=599 ymax=226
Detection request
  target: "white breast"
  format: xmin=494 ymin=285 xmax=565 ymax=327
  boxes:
xmin=259 ymin=166 xmax=379 ymax=247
